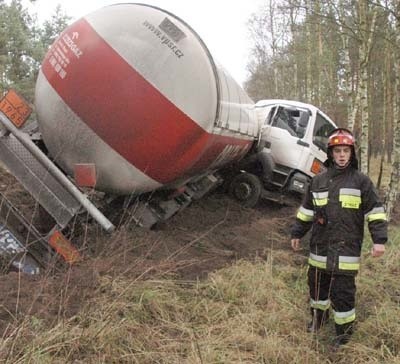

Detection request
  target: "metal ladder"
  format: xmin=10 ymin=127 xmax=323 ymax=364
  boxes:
xmin=0 ymin=111 xmax=114 ymax=234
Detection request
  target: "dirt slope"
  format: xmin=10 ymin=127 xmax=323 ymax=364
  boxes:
xmin=0 ymin=170 xmax=297 ymax=337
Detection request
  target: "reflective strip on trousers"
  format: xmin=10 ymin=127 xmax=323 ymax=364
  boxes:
xmin=297 ymin=206 xmax=314 ymax=222
xmin=333 ymin=308 xmax=356 ymax=325
xmin=338 ymin=256 xmax=360 ymax=271
xmin=310 ymin=298 xmax=330 ymax=311
xmin=308 ymin=253 xmax=327 ymax=269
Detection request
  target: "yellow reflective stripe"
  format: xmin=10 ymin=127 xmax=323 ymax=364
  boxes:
xmin=297 ymin=206 xmax=314 ymax=222
xmin=309 ymin=255 xmax=360 ymax=271
xmin=339 ymin=256 xmax=360 ymax=271
xmin=340 ymin=195 xmax=361 ymax=203
xmin=310 ymin=298 xmax=330 ymax=311
xmin=308 ymin=258 xmax=326 ymax=269
xmin=333 ymin=309 xmax=356 ymax=325
xmin=365 ymin=207 xmax=387 ymax=221
xmin=297 ymin=211 xmax=312 ymax=222
xmin=367 ymin=212 xmax=387 ymax=222
xmin=339 ymin=195 xmax=361 ymax=209
xmin=338 ymin=262 xmax=360 ymax=270
xmin=313 ymin=191 xmax=328 ymax=199
xmin=339 ymin=188 xmax=361 ymax=209
xmin=313 ymin=198 xmax=328 ymax=206
xmin=312 ymin=192 xmax=328 ymax=206
xmin=308 ymin=253 xmax=327 ymax=269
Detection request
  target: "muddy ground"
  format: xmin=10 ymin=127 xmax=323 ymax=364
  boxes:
xmin=0 ymin=169 xmax=297 ymax=337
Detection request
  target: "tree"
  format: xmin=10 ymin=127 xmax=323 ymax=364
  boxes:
xmin=385 ymin=0 xmax=400 ymax=221
xmin=0 ymin=0 xmax=38 ymax=100
xmin=246 ymin=0 xmax=399 ymax=164
xmin=357 ymin=1 xmax=377 ymax=174
xmin=40 ymin=5 xmax=71 ymax=47
xmin=0 ymin=1 xmax=71 ymax=102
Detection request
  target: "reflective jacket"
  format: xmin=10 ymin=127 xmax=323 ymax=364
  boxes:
xmin=291 ymin=165 xmax=388 ymax=274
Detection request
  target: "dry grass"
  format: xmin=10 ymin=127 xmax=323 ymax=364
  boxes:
xmin=0 ymin=226 xmax=399 ymax=364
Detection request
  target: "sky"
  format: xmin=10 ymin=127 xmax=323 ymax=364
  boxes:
xmin=26 ymin=0 xmax=265 ymax=86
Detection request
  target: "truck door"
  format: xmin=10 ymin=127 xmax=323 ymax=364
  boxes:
xmin=262 ymin=104 xmax=311 ymax=170
xmin=305 ymin=111 xmax=337 ymax=175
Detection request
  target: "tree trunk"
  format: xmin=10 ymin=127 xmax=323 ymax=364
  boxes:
xmin=385 ymin=3 xmax=400 ymax=221
xmin=305 ymin=0 xmax=312 ymax=101
xmin=339 ymin=0 xmax=353 ymax=126
xmin=269 ymin=0 xmax=279 ymax=97
xmin=358 ymin=3 xmax=377 ymax=174
xmin=315 ymin=0 xmax=322 ymax=105
xmin=289 ymin=1 xmax=299 ymax=99
xmin=376 ymin=154 xmax=384 ymax=189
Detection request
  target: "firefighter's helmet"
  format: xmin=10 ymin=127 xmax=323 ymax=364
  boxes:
xmin=328 ymin=128 xmax=354 ymax=148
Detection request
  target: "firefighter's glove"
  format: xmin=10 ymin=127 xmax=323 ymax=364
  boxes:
xmin=315 ymin=208 xmax=328 ymax=226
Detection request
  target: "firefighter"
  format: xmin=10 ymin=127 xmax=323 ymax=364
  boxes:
xmin=290 ymin=128 xmax=388 ymax=348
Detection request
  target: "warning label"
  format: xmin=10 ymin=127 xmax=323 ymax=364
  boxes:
xmin=46 ymin=31 xmax=84 ymax=80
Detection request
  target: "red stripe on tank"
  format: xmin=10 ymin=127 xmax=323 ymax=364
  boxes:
xmin=41 ymin=18 xmax=252 ymax=184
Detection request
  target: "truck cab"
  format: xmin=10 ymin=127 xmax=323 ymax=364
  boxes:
xmin=226 ymin=99 xmax=337 ymax=206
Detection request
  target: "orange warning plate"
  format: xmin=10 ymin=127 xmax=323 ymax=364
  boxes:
xmin=0 ymin=89 xmax=32 ymax=128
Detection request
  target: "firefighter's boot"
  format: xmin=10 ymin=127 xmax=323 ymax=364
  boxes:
xmin=333 ymin=322 xmax=354 ymax=348
xmin=307 ymin=308 xmax=329 ymax=333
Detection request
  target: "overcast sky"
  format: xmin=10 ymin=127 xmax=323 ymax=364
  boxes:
xmin=26 ymin=0 xmax=265 ymax=86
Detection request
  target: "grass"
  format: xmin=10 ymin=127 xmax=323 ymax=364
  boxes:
xmin=0 ymin=226 xmax=399 ymax=363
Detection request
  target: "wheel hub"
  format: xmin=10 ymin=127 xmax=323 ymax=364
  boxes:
xmin=235 ymin=182 xmax=252 ymax=200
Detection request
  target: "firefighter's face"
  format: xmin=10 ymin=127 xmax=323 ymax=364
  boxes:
xmin=332 ymin=146 xmax=352 ymax=168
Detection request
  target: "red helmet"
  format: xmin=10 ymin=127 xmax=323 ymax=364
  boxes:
xmin=328 ymin=128 xmax=355 ymax=148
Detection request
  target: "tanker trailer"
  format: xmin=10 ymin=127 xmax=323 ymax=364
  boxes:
xmin=33 ymin=3 xmax=260 ymax=227
xmin=0 ymin=3 xmax=262 ymax=272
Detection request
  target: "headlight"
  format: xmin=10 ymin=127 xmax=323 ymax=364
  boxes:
xmin=293 ymin=180 xmax=305 ymax=190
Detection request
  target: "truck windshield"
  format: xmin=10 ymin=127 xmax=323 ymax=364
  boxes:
xmin=313 ymin=113 xmax=336 ymax=152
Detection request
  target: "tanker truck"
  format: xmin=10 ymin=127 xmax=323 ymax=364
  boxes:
xmin=222 ymin=99 xmax=337 ymax=207
xmin=0 ymin=3 xmax=336 ymax=273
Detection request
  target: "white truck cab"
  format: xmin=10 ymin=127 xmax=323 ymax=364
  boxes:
xmin=225 ymin=99 xmax=337 ymax=206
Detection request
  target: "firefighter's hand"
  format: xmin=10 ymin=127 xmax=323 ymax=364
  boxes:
xmin=291 ymin=238 xmax=301 ymax=251
xmin=371 ymin=244 xmax=385 ymax=257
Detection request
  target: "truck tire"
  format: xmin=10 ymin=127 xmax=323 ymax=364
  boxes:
xmin=229 ymin=172 xmax=262 ymax=208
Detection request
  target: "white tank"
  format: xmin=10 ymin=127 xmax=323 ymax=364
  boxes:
xmin=35 ymin=3 xmax=259 ymax=194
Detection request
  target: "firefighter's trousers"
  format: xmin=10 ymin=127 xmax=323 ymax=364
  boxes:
xmin=307 ymin=266 xmax=356 ymax=333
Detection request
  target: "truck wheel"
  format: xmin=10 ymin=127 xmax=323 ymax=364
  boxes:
xmin=229 ymin=172 xmax=262 ymax=208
